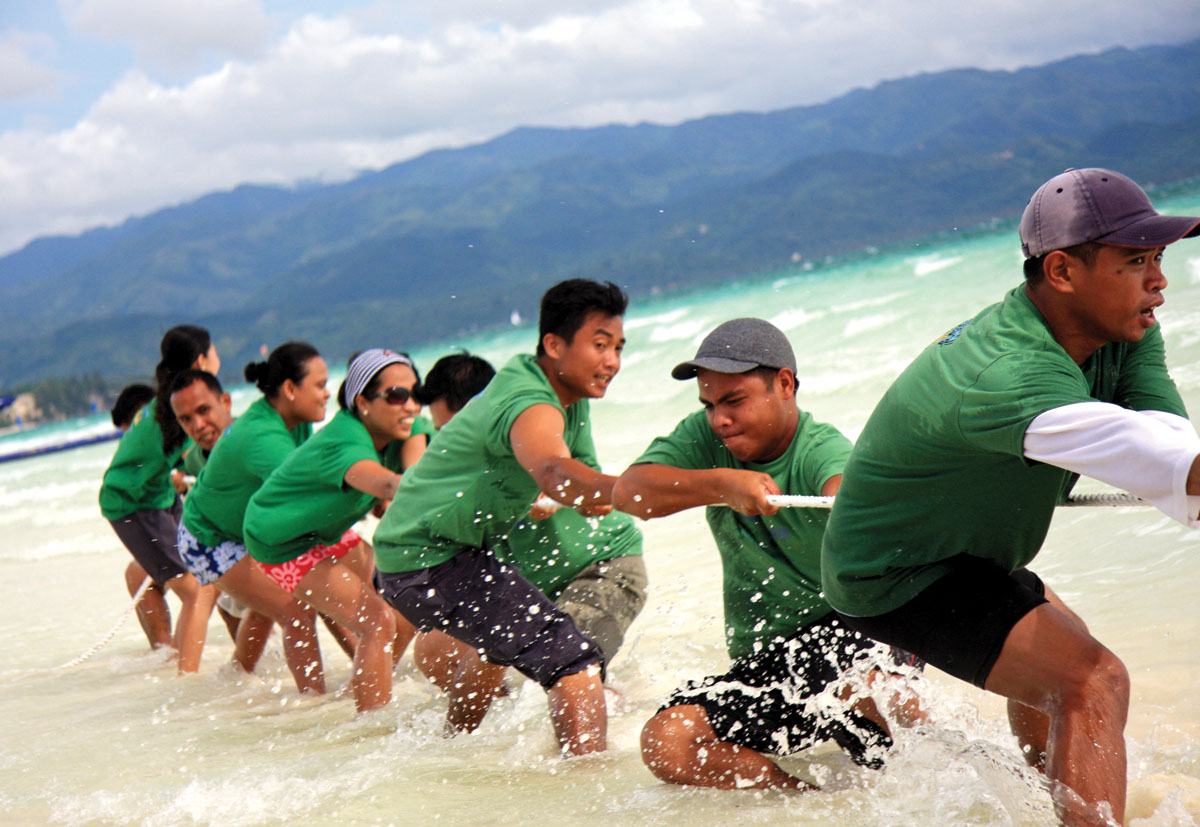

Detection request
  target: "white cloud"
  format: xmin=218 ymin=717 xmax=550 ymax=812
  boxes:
xmin=0 ymin=30 xmax=63 ymax=101
xmin=60 ymin=0 xmax=271 ymax=74
xmin=1 ymin=0 xmax=1198 ymax=254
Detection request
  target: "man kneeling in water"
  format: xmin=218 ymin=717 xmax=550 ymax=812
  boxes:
xmin=615 ymin=318 xmax=923 ymax=790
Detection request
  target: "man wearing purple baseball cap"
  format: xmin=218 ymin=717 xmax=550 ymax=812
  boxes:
xmin=821 ymin=169 xmax=1200 ymax=825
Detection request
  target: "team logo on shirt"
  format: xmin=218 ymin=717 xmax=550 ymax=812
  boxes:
xmin=936 ymin=320 xmax=971 ymax=345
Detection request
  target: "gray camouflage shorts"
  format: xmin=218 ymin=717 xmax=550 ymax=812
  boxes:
xmin=555 ymin=554 xmax=647 ymax=674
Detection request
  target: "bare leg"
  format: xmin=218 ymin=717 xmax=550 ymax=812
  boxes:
xmin=167 ymin=574 xmax=218 ymax=674
xmin=319 ymin=613 xmax=359 ymax=660
xmin=858 ymin=668 xmax=928 ymax=728
xmin=218 ymin=556 xmax=325 ymax=695
xmin=295 ymin=558 xmax=396 ymax=713
xmin=984 ymin=602 xmax=1129 ymax=826
xmin=547 ymin=666 xmax=606 ymax=757
xmin=415 ymin=629 xmax=474 ymax=692
xmin=217 ymin=605 xmax=241 ymax=642
xmin=641 ymin=704 xmax=812 ymax=789
xmin=1008 ymin=585 xmax=1092 ymax=773
xmin=125 ymin=562 xmax=172 ymax=649
xmin=341 ymin=540 xmax=416 ymax=664
xmin=390 ymin=610 xmax=417 ymax=665
xmin=232 ymin=610 xmax=275 ymax=673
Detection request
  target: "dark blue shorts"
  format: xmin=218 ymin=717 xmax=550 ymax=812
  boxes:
xmin=376 ymin=548 xmax=602 ymax=689
xmin=662 ymin=613 xmax=920 ymax=768
xmin=837 ymin=555 xmax=1047 ymax=689
xmin=109 ymin=497 xmax=188 ymax=586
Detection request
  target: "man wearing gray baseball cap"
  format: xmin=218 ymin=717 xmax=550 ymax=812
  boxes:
xmin=821 ymin=168 xmax=1200 ymax=825
xmin=616 ymin=317 xmax=924 ymax=791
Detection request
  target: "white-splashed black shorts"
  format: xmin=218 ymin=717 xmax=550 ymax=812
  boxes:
xmin=376 ymin=547 xmax=602 ymax=690
xmin=661 ymin=613 xmax=922 ymax=768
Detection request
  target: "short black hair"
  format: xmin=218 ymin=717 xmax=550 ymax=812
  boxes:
xmin=1023 ymin=241 xmax=1103 ymax=284
xmin=168 ymin=369 xmax=223 ymax=401
xmin=414 ymin=352 xmax=495 ymax=412
xmin=111 ymin=383 xmax=155 ymax=429
xmin=154 ymin=324 xmax=212 ymax=453
xmin=537 ymin=279 xmax=628 ymax=356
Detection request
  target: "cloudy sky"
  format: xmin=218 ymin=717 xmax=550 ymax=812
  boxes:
xmin=1 ymin=0 xmax=1197 ymax=255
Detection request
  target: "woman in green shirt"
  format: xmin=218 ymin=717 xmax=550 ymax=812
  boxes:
xmin=176 ymin=341 xmax=332 ymax=695
xmin=244 ymin=349 xmax=427 ymax=713
xmin=99 ymin=324 xmax=220 ymax=672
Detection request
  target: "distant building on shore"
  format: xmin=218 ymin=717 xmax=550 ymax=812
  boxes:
xmin=0 ymin=394 xmax=42 ymax=428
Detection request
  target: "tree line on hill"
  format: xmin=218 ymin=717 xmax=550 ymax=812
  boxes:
xmin=0 ymin=39 xmax=1198 ymax=391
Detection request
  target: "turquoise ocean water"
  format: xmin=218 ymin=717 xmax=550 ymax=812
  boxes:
xmin=1 ymin=190 xmax=1199 ymax=825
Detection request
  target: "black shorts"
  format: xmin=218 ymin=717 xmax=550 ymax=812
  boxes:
xmin=836 ymin=555 xmax=1048 ymax=689
xmin=108 ymin=498 xmax=188 ymax=586
xmin=662 ymin=614 xmax=922 ymax=768
xmin=376 ymin=547 xmax=603 ymax=690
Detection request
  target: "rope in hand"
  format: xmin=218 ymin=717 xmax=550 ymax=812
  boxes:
xmin=535 ymin=491 xmax=1146 ymax=512
xmin=56 ymin=490 xmax=1145 ymax=669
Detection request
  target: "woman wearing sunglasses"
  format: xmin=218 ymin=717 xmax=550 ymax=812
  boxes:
xmin=243 ymin=349 xmax=429 ymax=712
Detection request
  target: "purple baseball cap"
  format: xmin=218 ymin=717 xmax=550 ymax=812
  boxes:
xmin=1019 ymin=168 xmax=1200 ymax=258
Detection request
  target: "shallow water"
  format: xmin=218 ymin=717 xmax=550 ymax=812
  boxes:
xmin=2 ymin=192 xmax=1200 ymax=825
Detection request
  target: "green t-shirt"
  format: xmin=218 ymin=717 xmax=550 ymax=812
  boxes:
xmin=373 ymin=354 xmax=598 ymax=574
xmin=182 ymin=398 xmax=312 ymax=547
xmin=182 ymin=441 xmax=213 ymax=477
xmin=635 ymin=408 xmax=852 ymax=659
xmin=244 ymin=409 xmax=422 ymax=564
xmin=99 ymin=399 xmax=189 ymax=520
xmin=494 ymin=509 xmax=643 ymax=598
xmin=821 ymin=285 xmax=1188 ymax=617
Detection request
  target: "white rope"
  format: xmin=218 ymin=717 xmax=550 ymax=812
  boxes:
xmin=56 ymin=576 xmax=153 ymax=669
xmin=536 ymin=490 xmax=1148 ymax=512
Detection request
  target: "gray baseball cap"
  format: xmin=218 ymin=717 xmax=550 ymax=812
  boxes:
xmin=671 ymin=317 xmax=797 ymax=380
xmin=1019 ymin=168 xmax=1200 ymax=258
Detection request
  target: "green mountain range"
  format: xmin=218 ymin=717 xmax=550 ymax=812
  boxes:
xmin=2 ymin=39 xmax=1198 ymax=388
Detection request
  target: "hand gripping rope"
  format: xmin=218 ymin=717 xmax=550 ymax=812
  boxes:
xmin=61 ymin=490 xmax=1146 ymax=670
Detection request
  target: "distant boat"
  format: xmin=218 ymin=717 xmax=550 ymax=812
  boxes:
xmin=510 ymin=310 xmax=522 ymax=326
xmin=0 ymin=429 xmax=121 ymax=464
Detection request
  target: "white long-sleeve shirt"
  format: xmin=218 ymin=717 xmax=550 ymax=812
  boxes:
xmin=1024 ymin=402 xmax=1200 ymax=527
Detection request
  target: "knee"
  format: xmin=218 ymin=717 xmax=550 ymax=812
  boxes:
xmin=640 ymin=708 xmax=698 ymax=783
xmin=1062 ymin=647 xmax=1130 ymax=720
xmin=125 ymin=563 xmax=152 ymax=593
xmin=363 ymin=596 xmax=397 ymax=638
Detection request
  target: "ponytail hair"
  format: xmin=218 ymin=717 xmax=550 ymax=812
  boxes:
xmin=154 ymin=325 xmax=211 ymax=453
xmin=244 ymin=341 xmax=321 ymax=399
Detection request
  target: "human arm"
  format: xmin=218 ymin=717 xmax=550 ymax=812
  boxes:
xmin=510 ymin=404 xmax=615 ymax=515
xmin=401 ymin=430 xmax=428 ymax=471
xmin=1023 ymin=402 xmax=1200 ymax=525
xmin=343 ymin=459 xmax=402 ymax=502
xmin=613 ymin=463 xmax=782 ymax=518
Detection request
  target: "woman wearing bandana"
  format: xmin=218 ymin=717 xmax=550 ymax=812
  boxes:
xmin=244 ymin=349 xmax=430 ymax=712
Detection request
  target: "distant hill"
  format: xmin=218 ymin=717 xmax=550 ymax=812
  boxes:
xmin=2 ymin=39 xmax=1199 ymax=388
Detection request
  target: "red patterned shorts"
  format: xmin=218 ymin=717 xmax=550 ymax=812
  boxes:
xmin=257 ymin=530 xmax=360 ymax=593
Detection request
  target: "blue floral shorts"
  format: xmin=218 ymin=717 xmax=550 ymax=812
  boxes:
xmin=177 ymin=522 xmax=248 ymax=586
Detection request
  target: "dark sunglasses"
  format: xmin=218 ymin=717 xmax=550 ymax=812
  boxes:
xmin=365 ymin=386 xmax=415 ymax=405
